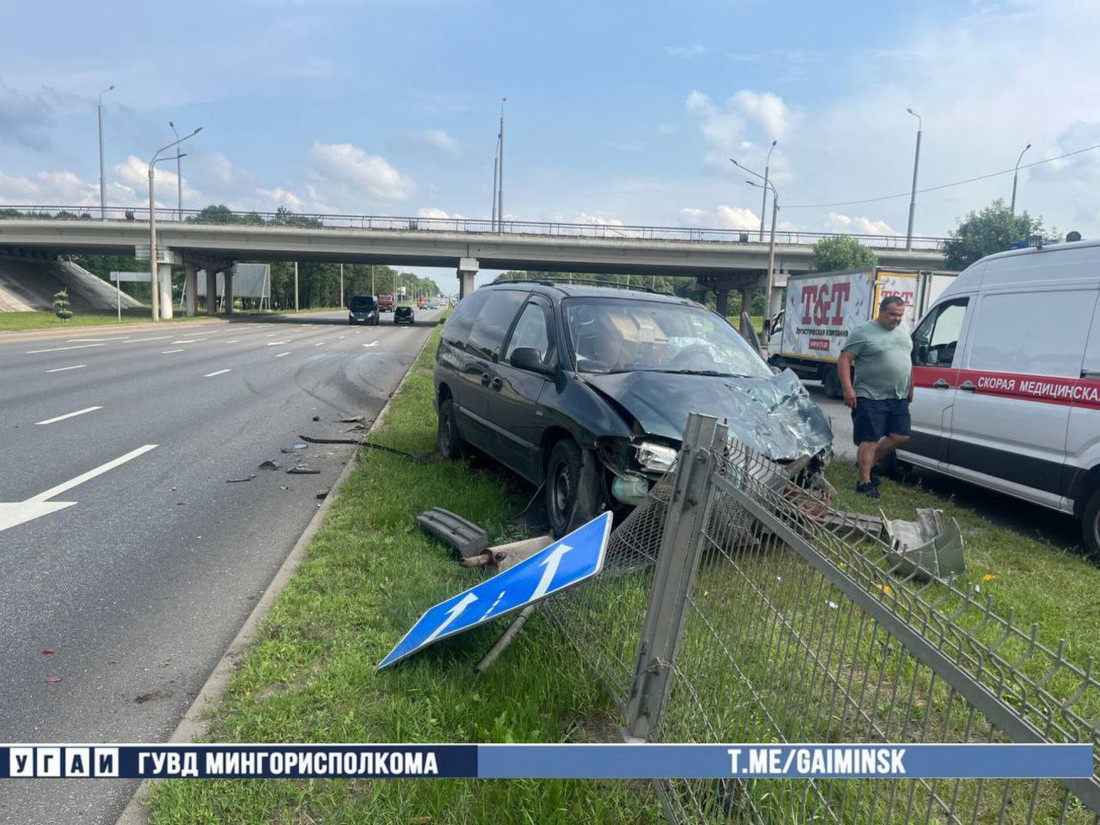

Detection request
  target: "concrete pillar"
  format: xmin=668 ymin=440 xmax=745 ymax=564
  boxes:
xmin=183 ymin=264 xmax=197 ymax=317
xmin=206 ymin=270 xmax=217 ymax=315
xmin=158 ymin=262 xmax=174 ymax=320
xmin=224 ymin=271 xmax=234 ymax=314
xmin=715 ymin=288 xmax=730 ymax=320
xmin=458 ymin=256 xmax=479 ymax=299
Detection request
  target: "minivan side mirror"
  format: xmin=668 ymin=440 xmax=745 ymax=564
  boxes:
xmin=509 ymin=347 xmax=552 ymax=374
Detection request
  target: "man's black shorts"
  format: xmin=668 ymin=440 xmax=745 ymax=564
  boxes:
xmin=851 ymin=398 xmax=911 ymax=445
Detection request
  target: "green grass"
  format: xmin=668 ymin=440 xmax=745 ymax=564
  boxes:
xmin=148 ymin=324 xmax=663 ymax=825
xmin=0 ymin=310 xmax=226 ymax=332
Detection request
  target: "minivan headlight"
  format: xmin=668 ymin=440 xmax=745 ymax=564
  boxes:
xmin=635 ymin=442 xmax=678 ymax=473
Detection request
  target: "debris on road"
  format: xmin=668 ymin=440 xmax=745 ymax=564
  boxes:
xmin=417 ymin=508 xmax=488 ymax=559
xmin=45 ymin=676 xmax=61 ymax=684
xmin=258 ymin=460 xmax=280 ymax=471
xmin=287 ymin=466 xmax=320 ymax=475
xmin=340 ymin=416 xmax=366 ymax=424
xmin=316 ymin=490 xmax=330 ymax=499
xmin=227 ymin=474 xmax=257 ymax=483
xmin=884 ymin=508 xmax=965 ymax=584
xmin=280 ymin=443 xmax=310 ymax=454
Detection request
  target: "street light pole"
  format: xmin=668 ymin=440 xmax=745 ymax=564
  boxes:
xmin=1010 ymin=143 xmax=1032 ymax=217
xmin=169 ymin=121 xmax=184 ymax=221
xmin=148 ymin=127 xmax=202 ymax=321
xmin=731 ymin=158 xmax=781 ymax=327
xmin=98 ymin=85 xmax=115 ymax=220
xmin=497 ymin=97 xmax=506 ymax=233
xmin=905 ymin=108 xmax=922 ymax=251
xmin=760 ymin=140 xmax=777 ymax=242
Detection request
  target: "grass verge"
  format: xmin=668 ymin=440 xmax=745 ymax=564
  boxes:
xmin=148 ymin=324 xmax=663 ymax=824
xmin=0 ymin=311 xmax=224 ymax=332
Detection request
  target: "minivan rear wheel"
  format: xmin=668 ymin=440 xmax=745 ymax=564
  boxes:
xmin=1081 ymin=488 xmax=1100 ymax=556
xmin=438 ymin=397 xmax=463 ymax=460
xmin=546 ymin=438 xmax=583 ymax=538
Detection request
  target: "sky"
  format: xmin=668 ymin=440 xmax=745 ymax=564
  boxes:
xmin=2 ymin=0 xmax=1099 ymax=286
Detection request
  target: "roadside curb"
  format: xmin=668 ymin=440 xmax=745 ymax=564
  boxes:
xmin=114 ymin=330 xmax=434 ymax=825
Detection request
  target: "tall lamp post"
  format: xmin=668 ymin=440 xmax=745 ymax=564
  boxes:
xmin=149 ymin=127 xmax=202 ymax=321
xmin=169 ymin=121 xmax=185 ymax=221
xmin=905 ymin=108 xmax=922 ymax=250
xmin=731 ymin=158 xmax=780 ymax=326
xmin=98 ymin=85 xmax=115 ymax=220
xmin=759 ymin=139 xmax=777 ymax=242
xmin=1010 ymin=143 xmax=1032 ymax=217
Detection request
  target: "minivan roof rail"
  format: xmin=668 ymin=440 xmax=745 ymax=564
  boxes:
xmin=491 ymin=275 xmax=663 ymax=294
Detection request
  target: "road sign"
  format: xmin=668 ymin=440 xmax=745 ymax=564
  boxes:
xmin=378 ymin=511 xmax=613 ymax=669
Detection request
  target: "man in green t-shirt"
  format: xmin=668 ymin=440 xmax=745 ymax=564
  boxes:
xmin=837 ymin=295 xmax=913 ymax=498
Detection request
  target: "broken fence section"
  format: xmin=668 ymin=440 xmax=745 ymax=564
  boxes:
xmin=544 ymin=413 xmax=1100 ymax=825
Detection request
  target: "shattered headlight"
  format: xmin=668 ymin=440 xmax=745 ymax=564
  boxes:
xmin=635 ymin=442 xmax=678 ymax=474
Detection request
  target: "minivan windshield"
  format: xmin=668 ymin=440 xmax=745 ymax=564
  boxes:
xmin=562 ymin=297 xmax=771 ymax=378
xmin=350 ymin=296 xmax=376 ymax=309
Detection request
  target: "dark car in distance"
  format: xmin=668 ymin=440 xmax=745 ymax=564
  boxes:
xmin=348 ymin=295 xmax=380 ymax=326
xmin=394 ymin=305 xmax=415 ymax=325
xmin=434 ymin=281 xmax=833 ymax=537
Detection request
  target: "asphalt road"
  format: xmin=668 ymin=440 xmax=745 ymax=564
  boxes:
xmin=805 ymin=381 xmax=1085 ymax=555
xmin=0 ymin=309 xmax=441 ymax=824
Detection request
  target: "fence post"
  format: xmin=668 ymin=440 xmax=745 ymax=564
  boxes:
xmin=624 ymin=413 xmax=723 ymax=742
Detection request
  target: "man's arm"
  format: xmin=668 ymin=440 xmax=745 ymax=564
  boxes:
xmin=838 ymin=349 xmax=857 ymax=410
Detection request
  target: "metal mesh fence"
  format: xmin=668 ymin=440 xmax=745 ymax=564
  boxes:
xmin=552 ymin=420 xmax=1100 ymax=824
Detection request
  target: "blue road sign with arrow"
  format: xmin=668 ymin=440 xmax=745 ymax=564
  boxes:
xmin=378 ymin=511 xmax=613 ymax=669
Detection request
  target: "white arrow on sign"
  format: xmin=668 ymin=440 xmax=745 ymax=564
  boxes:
xmin=0 ymin=444 xmax=158 ymax=534
xmin=531 ymin=543 xmax=573 ymax=601
xmin=424 ymin=592 xmax=479 ymax=643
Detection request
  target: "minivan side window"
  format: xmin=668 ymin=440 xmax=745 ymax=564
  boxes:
xmin=912 ymin=299 xmax=968 ymax=367
xmin=466 ymin=290 xmax=528 ymax=361
xmin=504 ymin=302 xmax=552 ymax=364
xmin=967 ymin=290 xmax=1096 ymax=378
xmin=441 ymin=290 xmax=490 ymax=347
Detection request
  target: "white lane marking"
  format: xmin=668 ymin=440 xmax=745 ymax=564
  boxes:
xmin=274 ymin=352 xmax=290 ymax=358
xmin=162 ymin=348 xmax=184 ymax=354
xmin=314 ymin=342 xmax=324 ymax=347
xmin=266 ymin=341 xmax=289 ymax=346
xmin=363 ymin=341 xmax=379 ymax=348
xmin=66 ymin=337 xmax=129 ymax=342
xmin=46 ymin=364 xmax=86 ymax=373
xmin=120 ymin=335 xmax=173 ymax=343
xmin=225 ymin=339 xmax=241 ymax=343
xmin=170 ymin=340 xmax=200 ymax=345
xmin=26 ymin=343 xmax=106 ymax=354
xmin=35 ymin=406 xmax=103 ymax=426
xmin=25 ymin=444 xmax=159 ymax=504
xmin=204 ymin=369 xmax=231 ymax=377
xmin=338 ymin=335 xmax=347 ymax=340
xmin=265 ymin=332 xmax=277 ymax=337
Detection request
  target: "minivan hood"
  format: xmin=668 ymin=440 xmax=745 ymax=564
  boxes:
xmin=582 ymin=369 xmax=832 ymax=461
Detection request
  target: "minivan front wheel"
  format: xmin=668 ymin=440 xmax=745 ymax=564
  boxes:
xmin=546 ymin=439 xmax=583 ymax=538
xmin=438 ymin=397 xmax=464 ymax=460
xmin=1081 ymin=488 xmax=1100 ymax=556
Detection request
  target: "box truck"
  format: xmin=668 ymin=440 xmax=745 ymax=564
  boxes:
xmin=766 ymin=267 xmax=955 ymax=397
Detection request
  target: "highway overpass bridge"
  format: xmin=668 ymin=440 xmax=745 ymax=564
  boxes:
xmin=0 ymin=207 xmax=948 ymax=318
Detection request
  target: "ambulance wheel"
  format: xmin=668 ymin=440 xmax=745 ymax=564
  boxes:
xmin=1081 ymin=488 xmax=1100 ymax=557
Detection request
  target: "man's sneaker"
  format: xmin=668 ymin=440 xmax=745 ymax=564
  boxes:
xmin=856 ymin=482 xmax=880 ymax=498
xmin=869 ymin=471 xmax=881 ymax=487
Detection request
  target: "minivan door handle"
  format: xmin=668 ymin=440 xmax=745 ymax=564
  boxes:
xmin=958 ymin=381 xmax=976 ymax=392
xmin=480 ymin=372 xmax=491 ymax=386
xmin=932 ymin=378 xmax=951 ymax=389
xmin=490 ymin=376 xmax=503 ymax=391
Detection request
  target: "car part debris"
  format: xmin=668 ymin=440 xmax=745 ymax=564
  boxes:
xmin=258 ymin=460 xmax=279 ymax=471
xmin=297 ymin=434 xmax=416 ymax=457
xmin=883 ymin=508 xmax=965 ymax=584
xmin=316 ymin=489 xmax=330 ymax=499
xmin=226 ymin=474 xmax=257 ymax=483
xmin=476 ymin=605 xmax=537 ymax=673
xmin=417 ymin=508 xmax=489 ymax=559
xmin=340 ymin=416 xmax=366 ymax=424
xmin=280 ymin=443 xmax=310 ymax=453
xmin=287 ymin=466 xmax=320 ymax=475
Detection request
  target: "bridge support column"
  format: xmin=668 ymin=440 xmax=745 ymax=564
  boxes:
xmin=715 ymin=288 xmax=730 ymax=319
xmin=183 ymin=264 xmax=197 ymax=317
xmin=458 ymin=257 xmax=479 ymax=299
xmin=206 ymin=270 xmax=217 ymax=315
xmin=158 ymin=262 xmax=174 ymax=320
xmin=224 ymin=271 xmax=234 ymax=314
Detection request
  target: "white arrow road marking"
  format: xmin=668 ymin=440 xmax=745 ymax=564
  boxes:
xmin=1 ymin=444 xmax=158 ymax=533
xmin=35 ymin=406 xmax=102 ymax=426
xmin=425 ymin=592 xmax=479 ymax=643
xmin=479 ymin=591 xmax=506 ymax=620
xmin=26 ymin=343 xmax=106 ymax=354
xmin=531 ymin=543 xmax=574 ymax=601
xmin=46 ymin=364 xmax=86 ymax=373
xmin=363 ymin=341 xmax=379 ymax=348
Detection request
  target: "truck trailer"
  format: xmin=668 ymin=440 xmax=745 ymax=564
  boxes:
xmin=766 ymin=267 xmax=955 ymax=398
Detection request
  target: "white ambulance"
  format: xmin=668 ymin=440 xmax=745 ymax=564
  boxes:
xmin=898 ymin=237 xmax=1100 ymax=552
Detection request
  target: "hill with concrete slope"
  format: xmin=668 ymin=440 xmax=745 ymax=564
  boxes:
xmin=0 ymin=257 xmax=145 ymax=312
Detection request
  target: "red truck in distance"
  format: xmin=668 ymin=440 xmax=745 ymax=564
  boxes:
xmin=378 ymin=294 xmax=395 ymax=312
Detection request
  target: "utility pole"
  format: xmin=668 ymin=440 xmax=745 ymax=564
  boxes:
xmin=760 ymin=140 xmax=777 ymax=242
xmin=98 ymin=85 xmax=115 ymax=220
xmin=339 ymin=263 xmax=344 ymax=307
xmin=294 ymin=262 xmax=299 ymax=311
xmin=497 ymin=98 xmax=506 ymax=233
xmin=371 ymin=264 xmax=375 ymax=296
xmin=905 ymin=108 xmax=922 ymax=251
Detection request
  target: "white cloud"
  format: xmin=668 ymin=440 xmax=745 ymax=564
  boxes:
xmin=825 ymin=213 xmax=898 ymax=236
xmin=0 ymin=169 xmax=97 ymax=205
xmin=256 ymin=187 xmax=305 ymax=212
xmin=548 ymin=211 xmax=625 ymax=227
xmin=306 ymin=141 xmax=416 ymax=210
xmin=663 ymin=44 xmax=707 ymax=59
xmin=686 ymin=89 xmax=796 ymax=171
xmin=417 ymin=207 xmax=466 ymax=220
xmin=415 ymin=129 xmax=461 ymax=158
xmin=679 ymin=205 xmax=761 ymax=231
xmin=113 ymin=156 xmax=203 ymax=208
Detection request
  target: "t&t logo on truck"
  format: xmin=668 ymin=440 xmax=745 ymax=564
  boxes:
xmin=799 ymin=282 xmax=853 ymax=326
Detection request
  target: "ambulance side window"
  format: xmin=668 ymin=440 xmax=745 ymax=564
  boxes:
xmin=913 ymin=299 xmax=968 ymax=367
